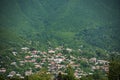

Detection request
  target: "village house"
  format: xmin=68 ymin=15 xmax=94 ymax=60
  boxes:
xmin=25 ymin=56 xmax=31 ymax=59
xmin=11 ymin=62 xmax=17 ymax=66
xmin=41 ymin=51 xmax=47 ymax=54
xmin=16 ymin=73 xmax=24 ymax=79
xmin=31 ymin=50 xmax=38 ymax=55
xmin=0 ymin=68 xmax=6 ymax=73
xmin=54 ymin=58 xmax=63 ymax=64
xmin=35 ymin=64 xmax=42 ymax=68
xmin=12 ymin=51 xmax=17 ymax=56
xmin=21 ymin=47 xmax=29 ymax=51
xmin=81 ymin=58 xmax=88 ymax=62
xmin=97 ymin=60 xmax=109 ymax=65
xmin=89 ymin=57 xmax=97 ymax=63
xmin=55 ymin=46 xmax=63 ymax=51
xmin=16 ymin=73 xmax=21 ymax=77
xmin=48 ymin=50 xmax=55 ymax=53
xmin=7 ymin=71 xmax=16 ymax=78
xmin=101 ymin=65 xmax=109 ymax=72
xmin=25 ymin=69 xmax=32 ymax=76
xmin=66 ymin=48 xmax=72 ymax=53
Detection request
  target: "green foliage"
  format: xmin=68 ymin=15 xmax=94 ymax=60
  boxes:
xmin=0 ymin=0 xmax=120 ymax=52
xmin=0 ymin=0 xmax=120 ymax=79
xmin=92 ymin=70 xmax=101 ymax=80
xmin=9 ymin=76 xmax=24 ymax=80
xmin=108 ymin=54 xmax=120 ymax=80
xmin=80 ymin=70 xmax=108 ymax=80
xmin=56 ymin=65 xmax=78 ymax=80
xmin=66 ymin=65 xmax=75 ymax=80
xmin=0 ymin=74 xmax=5 ymax=80
xmin=64 ymin=65 xmax=78 ymax=80
xmin=28 ymin=68 xmax=52 ymax=80
xmin=80 ymin=75 xmax=93 ymax=80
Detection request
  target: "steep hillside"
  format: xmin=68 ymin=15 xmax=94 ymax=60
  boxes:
xmin=0 ymin=0 xmax=120 ymax=51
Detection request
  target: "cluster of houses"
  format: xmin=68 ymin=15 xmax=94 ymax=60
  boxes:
xmin=0 ymin=46 xmax=109 ymax=79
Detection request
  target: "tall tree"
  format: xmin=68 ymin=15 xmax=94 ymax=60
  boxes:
xmin=65 ymin=65 xmax=77 ymax=80
xmin=108 ymin=53 xmax=120 ymax=80
xmin=28 ymin=68 xmax=52 ymax=80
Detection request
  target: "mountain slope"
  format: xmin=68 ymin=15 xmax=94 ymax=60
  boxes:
xmin=0 ymin=0 xmax=120 ymax=51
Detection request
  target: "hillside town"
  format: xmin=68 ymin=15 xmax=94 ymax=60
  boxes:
xmin=0 ymin=46 xmax=109 ymax=79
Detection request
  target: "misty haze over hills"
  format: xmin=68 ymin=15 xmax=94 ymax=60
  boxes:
xmin=0 ymin=0 xmax=120 ymax=51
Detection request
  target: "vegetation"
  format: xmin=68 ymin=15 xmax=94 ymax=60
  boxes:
xmin=0 ymin=0 xmax=120 ymax=52
xmin=108 ymin=53 xmax=120 ymax=80
xmin=0 ymin=0 xmax=120 ymax=79
xmin=27 ymin=68 xmax=52 ymax=80
xmin=0 ymin=65 xmax=110 ymax=80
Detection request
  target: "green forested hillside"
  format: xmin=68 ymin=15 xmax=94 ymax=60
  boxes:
xmin=0 ymin=0 xmax=120 ymax=51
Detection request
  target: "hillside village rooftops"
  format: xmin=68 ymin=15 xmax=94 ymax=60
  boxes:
xmin=11 ymin=62 xmax=16 ymax=65
xmin=0 ymin=68 xmax=6 ymax=73
xmin=25 ymin=70 xmax=32 ymax=76
xmin=7 ymin=74 xmax=13 ymax=77
xmin=97 ymin=60 xmax=109 ymax=64
xmin=48 ymin=50 xmax=55 ymax=53
xmin=89 ymin=57 xmax=97 ymax=63
xmin=66 ymin=48 xmax=72 ymax=52
xmin=21 ymin=47 xmax=29 ymax=50
xmin=54 ymin=58 xmax=63 ymax=63
xmin=4 ymin=46 xmax=110 ymax=78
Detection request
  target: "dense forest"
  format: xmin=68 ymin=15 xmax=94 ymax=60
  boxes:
xmin=0 ymin=0 xmax=120 ymax=51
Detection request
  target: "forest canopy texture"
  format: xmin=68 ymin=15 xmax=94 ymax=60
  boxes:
xmin=0 ymin=0 xmax=120 ymax=51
